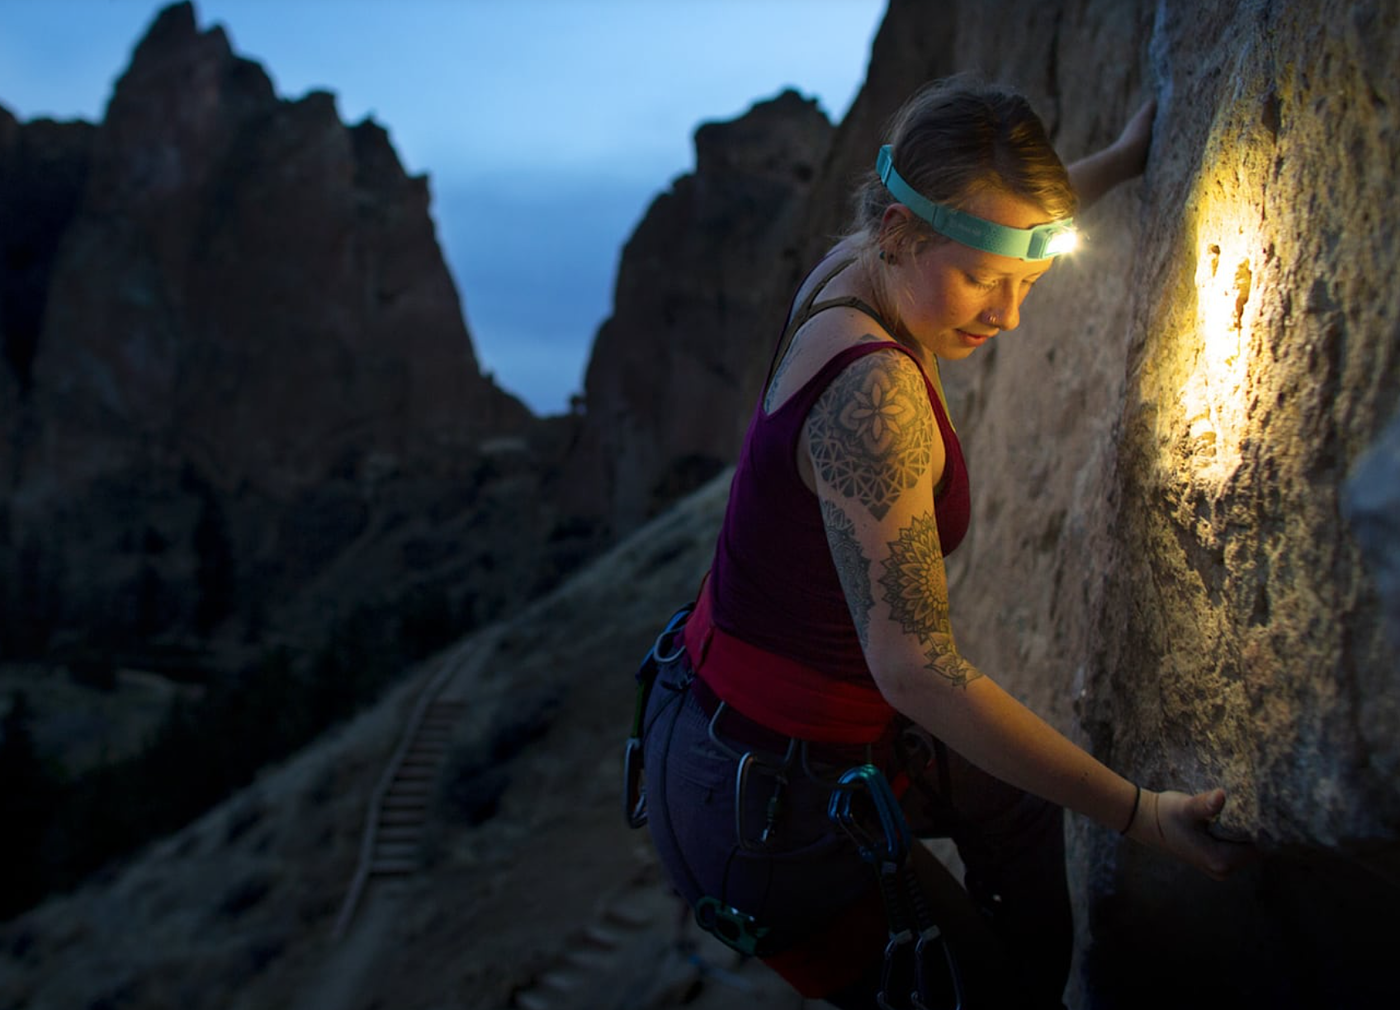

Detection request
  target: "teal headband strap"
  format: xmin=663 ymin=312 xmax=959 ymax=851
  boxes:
xmin=876 ymin=145 xmax=1077 ymax=260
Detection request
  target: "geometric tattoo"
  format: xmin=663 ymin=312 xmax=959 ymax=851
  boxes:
xmin=821 ymin=498 xmax=874 ymax=651
xmin=878 ymin=511 xmax=983 ymax=687
xmin=806 ymin=353 xmax=933 ymax=520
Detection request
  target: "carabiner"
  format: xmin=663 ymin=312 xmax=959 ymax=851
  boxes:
xmin=828 ymin=766 xmax=964 ymax=1010
xmin=828 ymin=764 xmax=911 ymax=865
xmin=648 ymin=604 xmax=692 ymax=665
xmin=622 ymin=602 xmax=693 ymax=830
xmin=623 ymin=736 xmax=647 ymax=828
xmin=878 ymin=928 xmax=917 ymax=1010
xmin=734 ymin=738 xmax=799 ymax=851
xmin=911 ymin=923 xmax=964 ymax=1010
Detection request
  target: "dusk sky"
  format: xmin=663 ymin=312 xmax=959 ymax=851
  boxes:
xmin=1 ymin=0 xmax=886 ymax=414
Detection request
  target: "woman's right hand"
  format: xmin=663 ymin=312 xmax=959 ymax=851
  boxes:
xmin=1128 ymin=788 xmax=1258 ymax=880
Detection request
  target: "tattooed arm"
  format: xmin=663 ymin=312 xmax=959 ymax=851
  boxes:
xmin=805 ymin=349 xmax=1250 ymax=879
xmin=803 ymin=348 xmax=994 ymax=697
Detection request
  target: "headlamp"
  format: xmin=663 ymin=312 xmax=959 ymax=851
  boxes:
xmin=876 ymin=145 xmax=1078 ymax=260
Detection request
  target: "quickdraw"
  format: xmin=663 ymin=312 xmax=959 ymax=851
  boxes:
xmin=830 ymin=765 xmax=965 ymax=1010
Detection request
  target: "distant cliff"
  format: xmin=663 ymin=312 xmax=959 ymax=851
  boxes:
xmin=0 ymin=2 xmax=844 ymax=668
xmin=0 ymin=2 xmax=556 ymax=666
xmin=561 ymin=88 xmax=834 ymax=530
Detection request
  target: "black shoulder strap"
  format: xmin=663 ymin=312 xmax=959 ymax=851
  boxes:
xmin=805 ymin=295 xmax=889 ymax=332
xmin=762 ymin=257 xmax=865 ymax=392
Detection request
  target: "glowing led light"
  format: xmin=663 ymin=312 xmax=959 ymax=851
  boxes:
xmin=1043 ymin=228 xmax=1079 ymax=257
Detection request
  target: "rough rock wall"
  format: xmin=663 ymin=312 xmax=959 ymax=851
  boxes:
xmin=817 ymin=2 xmax=1399 ymax=1008
xmin=0 ymin=3 xmax=546 ymax=656
xmin=1097 ymin=0 xmax=1398 ymax=851
xmin=1076 ymin=4 xmax=1399 ymax=1007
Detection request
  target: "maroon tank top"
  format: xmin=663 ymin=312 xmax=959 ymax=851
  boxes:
xmin=708 ymin=274 xmax=971 ymax=686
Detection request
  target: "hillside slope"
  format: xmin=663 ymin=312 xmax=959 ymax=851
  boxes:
xmin=0 ymin=469 xmax=809 ymax=1010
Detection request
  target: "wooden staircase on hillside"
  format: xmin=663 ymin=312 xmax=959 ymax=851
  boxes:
xmin=331 ymin=632 xmax=496 ymax=940
xmin=367 ymin=698 xmax=467 ymax=876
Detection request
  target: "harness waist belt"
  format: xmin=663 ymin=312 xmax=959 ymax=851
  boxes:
xmin=689 ymin=675 xmax=877 ymax=767
xmin=682 ymin=578 xmax=896 ymax=745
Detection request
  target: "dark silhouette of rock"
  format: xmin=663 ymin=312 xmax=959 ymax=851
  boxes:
xmin=0 ymin=107 xmax=94 ymax=398
xmin=1 ymin=2 xmax=542 ymax=661
xmin=562 ymin=89 xmax=834 ymax=535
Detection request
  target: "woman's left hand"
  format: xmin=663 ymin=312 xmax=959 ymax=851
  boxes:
xmin=1066 ymin=98 xmax=1159 ymax=209
xmin=1111 ymin=99 xmax=1158 ymax=181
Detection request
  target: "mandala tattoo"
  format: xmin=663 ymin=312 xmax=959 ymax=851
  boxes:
xmin=878 ymin=512 xmax=983 ymax=688
xmin=821 ymin=498 xmax=874 ymax=650
xmin=807 ymin=353 xmax=933 ymax=520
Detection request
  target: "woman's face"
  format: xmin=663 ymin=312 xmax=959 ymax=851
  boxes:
xmin=884 ymin=188 xmax=1057 ymax=361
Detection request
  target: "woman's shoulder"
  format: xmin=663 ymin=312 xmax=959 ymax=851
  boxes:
xmin=765 ymin=318 xmax=918 ymax=416
xmin=765 ymin=238 xmax=925 ymax=413
xmin=810 ymin=336 xmax=929 ymax=406
xmin=789 ymin=237 xmax=863 ymax=306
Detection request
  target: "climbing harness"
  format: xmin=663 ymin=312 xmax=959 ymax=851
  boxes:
xmin=830 ymin=765 xmax=964 ymax=1010
xmin=699 ymin=692 xmax=873 ymax=853
xmin=623 ymin=609 xmax=964 ymax=1007
xmin=623 ymin=603 xmax=691 ymax=828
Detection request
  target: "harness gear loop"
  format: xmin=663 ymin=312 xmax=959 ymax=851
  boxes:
xmin=623 ymin=603 xmax=693 ymax=828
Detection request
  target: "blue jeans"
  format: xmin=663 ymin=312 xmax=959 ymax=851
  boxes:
xmin=641 ymin=649 xmax=1071 ymax=1009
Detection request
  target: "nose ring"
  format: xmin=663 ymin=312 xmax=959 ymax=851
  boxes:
xmin=986 ymin=311 xmax=1000 ymax=326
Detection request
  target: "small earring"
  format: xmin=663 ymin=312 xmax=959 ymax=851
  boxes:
xmin=879 ymin=249 xmax=897 ymax=265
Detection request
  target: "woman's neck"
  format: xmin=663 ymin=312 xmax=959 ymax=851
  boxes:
xmin=830 ymin=243 xmax=948 ymax=394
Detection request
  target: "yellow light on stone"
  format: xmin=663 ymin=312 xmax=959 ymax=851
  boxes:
xmin=1177 ymin=199 xmax=1260 ymax=484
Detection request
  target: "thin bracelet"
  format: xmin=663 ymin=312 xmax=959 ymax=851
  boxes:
xmin=1119 ymin=784 xmax=1142 ymax=835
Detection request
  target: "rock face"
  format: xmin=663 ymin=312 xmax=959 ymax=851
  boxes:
xmin=573 ymin=0 xmax=1400 ymax=1005
xmin=0 ymin=3 xmax=543 ymax=660
xmin=0 ymin=109 xmax=94 ymax=400
xmin=813 ymin=2 xmax=1397 ymax=1007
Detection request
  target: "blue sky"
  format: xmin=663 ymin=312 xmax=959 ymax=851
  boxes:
xmin=0 ymin=0 xmax=885 ymax=415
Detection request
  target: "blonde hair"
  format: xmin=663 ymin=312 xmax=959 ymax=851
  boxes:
xmin=847 ymin=75 xmax=1078 ymax=326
